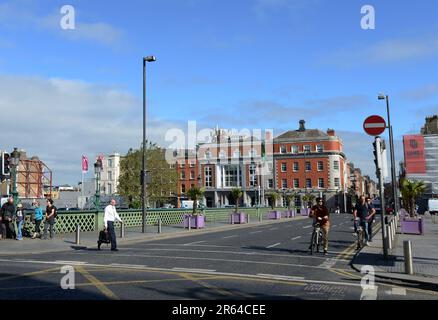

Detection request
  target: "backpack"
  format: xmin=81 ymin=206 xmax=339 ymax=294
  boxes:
xmin=53 ymin=206 xmax=57 ymax=219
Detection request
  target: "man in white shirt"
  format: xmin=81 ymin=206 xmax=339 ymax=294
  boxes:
xmin=103 ymin=199 xmax=123 ymax=251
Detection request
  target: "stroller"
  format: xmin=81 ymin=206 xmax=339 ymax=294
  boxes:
xmin=97 ymin=228 xmax=111 ymax=250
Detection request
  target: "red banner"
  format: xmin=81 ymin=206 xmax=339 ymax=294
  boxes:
xmin=82 ymin=155 xmax=89 ymax=173
xmin=403 ymin=135 xmax=426 ymax=174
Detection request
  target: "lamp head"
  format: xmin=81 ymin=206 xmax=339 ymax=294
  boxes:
xmin=144 ymin=56 xmax=156 ymax=62
xmin=378 ymin=93 xmax=386 ymax=100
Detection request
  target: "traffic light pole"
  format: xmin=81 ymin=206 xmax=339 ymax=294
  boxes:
xmin=11 ymin=166 xmax=18 ymax=206
xmin=374 ymin=137 xmax=389 ymax=259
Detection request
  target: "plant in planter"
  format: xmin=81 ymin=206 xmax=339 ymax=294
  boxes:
xmin=301 ymin=193 xmax=315 ymax=216
xmin=184 ymin=186 xmax=205 ymax=229
xmin=266 ymin=192 xmax=281 ymax=219
xmin=284 ymin=191 xmax=297 ymax=218
xmin=400 ymin=179 xmax=426 ymax=234
xmin=230 ymin=187 xmax=246 ymax=224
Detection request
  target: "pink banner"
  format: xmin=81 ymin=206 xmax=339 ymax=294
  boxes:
xmin=403 ymin=135 xmax=426 ymax=174
xmin=82 ymin=155 xmax=89 ymax=173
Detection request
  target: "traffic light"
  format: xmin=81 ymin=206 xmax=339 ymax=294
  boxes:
xmin=1 ymin=152 xmax=10 ymax=176
xmin=373 ymin=138 xmax=382 ymax=177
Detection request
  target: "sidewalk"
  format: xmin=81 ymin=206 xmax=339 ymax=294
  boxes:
xmin=352 ymin=214 xmax=438 ymax=286
xmin=0 ymin=215 xmax=307 ymax=255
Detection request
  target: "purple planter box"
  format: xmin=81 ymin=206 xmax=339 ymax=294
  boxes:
xmin=268 ymin=211 xmax=281 ymax=220
xmin=230 ymin=212 xmax=247 ymax=224
xmin=401 ymin=217 xmax=424 ymax=235
xmin=282 ymin=210 xmax=295 ymax=218
xmin=183 ymin=214 xmax=205 ymax=229
xmin=300 ymin=208 xmax=310 ymax=216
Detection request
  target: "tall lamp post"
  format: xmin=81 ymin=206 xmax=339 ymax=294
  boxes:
xmin=10 ymin=148 xmax=20 ymax=205
xmin=142 ymin=55 xmax=156 ymax=233
xmin=378 ymin=94 xmax=398 ymax=214
xmin=94 ymin=159 xmax=103 ymax=210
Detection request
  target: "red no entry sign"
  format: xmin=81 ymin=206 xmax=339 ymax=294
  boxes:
xmin=363 ymin=115 xmax=386 ymax=136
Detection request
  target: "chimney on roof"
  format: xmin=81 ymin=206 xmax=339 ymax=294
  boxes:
xmin=327 ymin=128 xmax=335 ymax=136
xmin=298 ymin=120 xmax=306 ymax=131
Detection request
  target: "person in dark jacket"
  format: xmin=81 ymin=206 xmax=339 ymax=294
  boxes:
xmin=1 ymin=197 xmax=16 ymax=239
xmin=42 ymin=199 xmax=56 ymax=240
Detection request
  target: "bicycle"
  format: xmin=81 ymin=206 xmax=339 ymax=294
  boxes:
xmin=309 ymin=222 xmax=323 ymax=255
xmin=355 ymin=220 xmax=366 ymax=250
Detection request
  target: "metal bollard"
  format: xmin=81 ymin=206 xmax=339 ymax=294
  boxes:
xmin=120 ymin=222 xmax=125 ymax=238
xmin=188 ymin=217 xmax=191 ymax=231
xmin=158 ymin=218 xmax=162 ymax=234
xmin=247 ymin=213 xmax=250 ymax=224
xmin=404 ymin=241 xmax=414 ymax=275
xmin=75 ymin=223 xmax=80 ymax=244
xmin=387 ymin=225 xmax=392 ymax=249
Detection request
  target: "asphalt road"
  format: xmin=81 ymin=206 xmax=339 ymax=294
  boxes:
xmin=0 ymin=214 xmax=437 ymax=300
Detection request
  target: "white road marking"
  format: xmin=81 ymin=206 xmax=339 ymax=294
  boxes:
xmin=183 ymin=241 xmax=206 ymax=246
xmin=54 ymin=260 xmax=86 ymax=265
xmin=385 ymin=288 xmax=407 ymax=296
xmin=257 ymin=273 xmax=305 ymax=281
xmin=109 ymin=263 xmax=147 ymax=268
xmin=268 ymin=228 xmax=278 ymax=231
xmin=172 ymin=267 xmax=216 ymax=273
xmin=332 ymin=225 xmax=337 ymax=228
xmin=303 ymin=225 xmax=312 ymax=229
xmin=319 ymin=258 xmax=337 ymax=269
xmin=360 ymin=287 xmax=378 ymax=300
xmin=291 ymin=236 xmax=302 ymax=241
xmin=222 ymin=235 xmax=238 ymax=239
xmin=0 ymin=258 xmax=363 ymax=288
xmin=249 ymin=231 xmax=263 ymax=234
xmin=267 ymin=243 xmax=281 ymax=248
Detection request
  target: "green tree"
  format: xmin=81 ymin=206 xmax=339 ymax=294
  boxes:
xmin=286 ymin=191 xmax=297 ymax=210
xmin=400 ymin=179 xmax=426 ymax=217
xmin=266 ymin=192 xmax=279 ymax=210
xmin=302 ymin=193 xmax=316 ymax=208
xmin=118 ymin=142 xmax=177 ymax=209
xmin=187 ymin=186 xmax=204 ymax=215
xmin=230 ymin=188 xmax=243 ymax=213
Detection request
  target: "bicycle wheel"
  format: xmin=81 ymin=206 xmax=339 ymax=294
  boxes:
xmin=316 ymin=230 xmax=322 ymax=253
xmin=310 ymin=231 xmax=317 ymax=255
xmin=357 ymin=230 xmax=363 ymax=250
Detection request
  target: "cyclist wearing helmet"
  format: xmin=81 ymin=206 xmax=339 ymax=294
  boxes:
xmin=309 ymin=198 xmax=330 ymax=255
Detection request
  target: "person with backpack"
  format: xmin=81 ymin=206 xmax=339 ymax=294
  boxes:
xmin=1 ymin=196 xmax=16 ymax=239
xmin=32 ymin=200 xmax=43 ymax=239
xmin=42 ymin=199 xmax=57 ymax=240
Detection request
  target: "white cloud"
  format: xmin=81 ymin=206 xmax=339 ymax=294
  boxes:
xmin=0 ymin=74 xmax=183 ymax=184
xmin=322 ymin=34 xmax=438 ymax=67
xmin=399 ymin=84 xmax=438 ymax=101
xmin=0 ymin=1 xmax=123 ymax=46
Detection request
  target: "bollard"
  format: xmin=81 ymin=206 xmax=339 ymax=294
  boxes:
xmin=386 ymin=225 xmax=392 ymax=250
xmin=75 ymin=223 xmax=80 ymax=245
xmin=188 ymin=216 xmax=191 ymax=231
xmin=158 ymin=218 xmax=162 ymax=234
xmin=120 ymin=222 xmax=125 ymax=238
xmin=404 ymin=241 xmax=414 ymax=275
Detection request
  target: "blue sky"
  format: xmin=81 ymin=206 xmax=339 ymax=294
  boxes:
xmin=1 ymin=0 xmax=437 ymax=184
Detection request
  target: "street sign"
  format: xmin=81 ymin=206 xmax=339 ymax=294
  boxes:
xmin=363 ymin=115 xmax=386 ymax=136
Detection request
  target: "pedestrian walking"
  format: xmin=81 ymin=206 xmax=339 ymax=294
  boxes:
xmin=42 ymin=199 xmax=57 ymax=240
xmin=103 ymin=199 xmax=123 ymax=251
xmin=15 ymin=203 xmax=25 ymax=241
xmin=366 ymin=197 xmax=376 ymax=242
xmin=1 ymin=196 xmax=16 ymax=239
xmin=32 ymin=200 xmax=43 ymax=239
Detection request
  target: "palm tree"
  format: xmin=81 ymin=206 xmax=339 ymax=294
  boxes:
xmin=400 ymin=179 xmax=426 ymax=217
xmin=286 ymin=191 xmax=297 ymax=210
xmin=302 ymin=193 xmax=315 ymax=208
xmin=186 ymin=186 xmax=204 ymax=215
xmin=266 ymin=192 xmax=279 ymax=210
xmin=230 ymin=188 xmax=243 ymax=213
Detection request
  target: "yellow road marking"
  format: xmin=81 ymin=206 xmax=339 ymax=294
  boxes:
xmin=179 ymin=273 xmax=237 ymax=297
xmin=76 ymin=266 xmax=119 ymax=300
xmin=0 ymin=267 xmax=60 ymax=282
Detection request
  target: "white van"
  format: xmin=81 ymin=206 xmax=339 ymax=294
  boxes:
xmin=428 ymin=199 xmax=438 ymax=215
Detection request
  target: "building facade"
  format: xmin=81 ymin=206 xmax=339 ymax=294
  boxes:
xmin=100 ymin=153 xmax=121 ymax=196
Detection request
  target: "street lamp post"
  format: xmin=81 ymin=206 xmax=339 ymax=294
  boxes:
xmin=142 ymin=55 xmax=156 ymax=233
xmin=94 ymin=159 xmax=103 ymax=210
xmin=378 ymin=94 xmax=398 ymax=214
xmin=10 ymin=148 xmax=20 ymax=205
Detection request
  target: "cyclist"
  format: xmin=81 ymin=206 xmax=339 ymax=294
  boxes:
xmin=309 ymin=198 xmax=330 ymax=255
xmin=353 ymin=195 xmax=371 ymax=246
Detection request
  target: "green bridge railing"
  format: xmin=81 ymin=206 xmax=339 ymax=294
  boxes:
xmin=24 ymin=207 xmax=301 ymax=235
